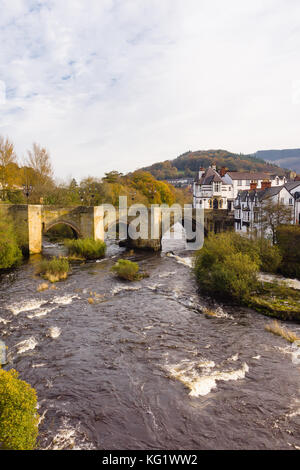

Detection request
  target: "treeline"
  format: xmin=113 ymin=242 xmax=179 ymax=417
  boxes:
xmin=0 ymin=136 xmax=190 ymax=207
xmin=142 ymin=149 xmax=286 ymax=180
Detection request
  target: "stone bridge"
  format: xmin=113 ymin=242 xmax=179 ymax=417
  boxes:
xmin=0 ymin=204 xmax=220 ymax=254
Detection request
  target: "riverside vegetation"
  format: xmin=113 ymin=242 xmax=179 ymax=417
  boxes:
xmin=64 ymin=238 xmax=106 ymax=260
xmin=194 ymin=232 xmax=300 ymax=321
xmin=0 ymin=369 xmax=39 ymax=450
xmin=36 ymin=257 xmax=70 ymax=283
xmin=111 ymin=259 xmax=148 ymax=281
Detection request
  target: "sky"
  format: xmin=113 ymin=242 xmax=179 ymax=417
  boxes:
xmin=0 ymin=0 xmax=300 ymax=180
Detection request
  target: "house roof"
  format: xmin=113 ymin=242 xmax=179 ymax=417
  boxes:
xmin=237 ymin=186 xmax=285 ymax=203
xmin=196 ymin=167 xmax=227 ymax=185
xmin=285 ymin=181 xmax=300 ymax=191
xmin=227 ymin=171 xmax=280 ymax=181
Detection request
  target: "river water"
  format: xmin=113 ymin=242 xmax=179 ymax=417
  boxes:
xmin=0 ymin=225 xmax=300 ymax=450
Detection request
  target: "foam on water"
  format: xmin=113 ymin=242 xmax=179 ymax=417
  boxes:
xmin=16 ymin=336 xmax=38 ymax=354
xmin=166 ymin=358 xmax=249 ymax=397
xmin=27 ymin=307 xmax=56 ymax=319
xmin=9 ymin=299 xmax=48 ymax=315
xmin=111 ymin=285 xmax=142 ymax=295
xmin=45 ymin=418 xmax=95 ymax=450
xmin=48 ymin=327 xmax=61 ymax=339
xmin=52 ymin=294 xmax=80 ymax=305
xmin=166 ymin=253 xmax=194 ymax=268
xmin=276 ymin=344 xmax=300 ymax=365
xmin=0 ymin=317 xmax=11 ymax=324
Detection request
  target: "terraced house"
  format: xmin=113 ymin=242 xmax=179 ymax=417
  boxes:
xmin=234 ymin=182 xmax=298 ymax=236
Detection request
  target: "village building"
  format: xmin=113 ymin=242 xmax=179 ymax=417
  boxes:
xmin=285 ymin=181 xmax=300 ymax=225
xmin=234 ymin=183 xmax=295 ymax=236
xmin=193 ymin=165 xmax=287 ymax=212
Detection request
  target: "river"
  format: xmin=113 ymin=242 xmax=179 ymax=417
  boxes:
xmin=0 ymin=224 xmax=300 ymax=450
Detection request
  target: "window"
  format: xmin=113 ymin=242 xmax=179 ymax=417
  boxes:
xmin=254 ymin=212 xmax=259 ymax=222
xmin=289 ymin=198 xmax=293 ymax=205
xmin=238 ymin=180 xmax=243 ymax=186
xmin=219 ymin=199 xmax=223 ymax=208
xmin=214 ymin=182 xmax=221 ymax=192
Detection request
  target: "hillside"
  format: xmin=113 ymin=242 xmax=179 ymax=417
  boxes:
xmin=142 ymin=150 xmax=287 ymax=180
xmin=255 ymin=149 xmax=300 ymax=174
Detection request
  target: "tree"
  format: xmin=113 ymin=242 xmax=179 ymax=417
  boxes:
xmin=25 ymin=143 xmax=54 ymax=203
xmin=26 ymin=143 xmax=53 ymax=185
xmin=0 ymin=136 xmax=18 ymax=200
xmin=260 ymin=199 xmax=294 ymax=244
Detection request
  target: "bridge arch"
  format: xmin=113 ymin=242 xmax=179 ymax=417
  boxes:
xmin=43 ymin=220 xmax=81 ymax=239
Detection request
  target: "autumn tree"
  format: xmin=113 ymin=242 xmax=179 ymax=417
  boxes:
xmin=0 ymin=136 xmax=18 ymax=200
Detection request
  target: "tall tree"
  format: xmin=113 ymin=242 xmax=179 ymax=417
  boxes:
xmin=26 ymin=143 xmax=53 ymax=185
xmin=0 ymin=136 xmax=18 ymax=200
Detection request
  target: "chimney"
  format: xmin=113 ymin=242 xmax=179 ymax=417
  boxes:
xmin=261 ymin=180 xmax=271 ymax=190
xmin=250 ymin=182 xmax=257 ymax=190
xmin=198 ymin=167 xmax=205 ymax=180
xmin=220 ymin=167 xmax=227 ymax=177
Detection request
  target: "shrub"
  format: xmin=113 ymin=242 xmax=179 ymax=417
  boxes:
xmin=111 ymin=259 xmax=141 ymax=281
xmin=36 ymin=257 xmax=70 ymax=282
xmin=0 ymin=217 xmax=22 ymax=269
xmin=0 ymin=369 xmax=39 ymax=450
xmin=194 ymin=232 xmax=259 ymax=302
xmin=65 ymin=238 xmax=106 ymax=260
xmin=277 ymin=225 xmax=300 ymax=279
xmin=255 ymin=237 xmax=282 ymax=273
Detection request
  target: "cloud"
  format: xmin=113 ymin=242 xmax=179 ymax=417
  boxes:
xmin=0 ymin=0 xmax=300 ymax=179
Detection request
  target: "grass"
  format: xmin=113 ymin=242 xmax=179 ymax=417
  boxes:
xmin=265 ymin=320 xmax=300 ymax=344
xmin=37 ymin=282 xmax=49 ymax=292
xmin=247 ymin=281 xmax=300 ymax=321
xmin=111 ymin=259 xmax=148 ymax=281
xmin=64 ymin=238 xmax=106 ymax=260
xmin=36 ymin=257 xmax=70 ymax=283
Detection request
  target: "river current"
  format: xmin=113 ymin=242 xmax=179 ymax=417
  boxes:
xmin=0 ymin=225 xmax=300 ymax=450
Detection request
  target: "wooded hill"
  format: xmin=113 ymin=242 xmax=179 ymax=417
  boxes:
xmin=142 ymin=149 xmax=287 ymax=180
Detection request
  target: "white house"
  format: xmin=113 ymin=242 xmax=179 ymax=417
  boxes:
xmin=193 ymin=165 xmax=235 ymax=211
xmin=285 ymin=181 xmax=300 ymax=225
xmin=224 ymin=171 xmax=287 ymax=199
xmin=234 ymin=185 xmax=295 ymax=236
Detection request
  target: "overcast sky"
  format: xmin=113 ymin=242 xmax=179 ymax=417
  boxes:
xmin=0 ymin=0 xmax=300 ymax=180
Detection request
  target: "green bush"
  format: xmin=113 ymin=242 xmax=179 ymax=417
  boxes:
xmin=111 ymin=259 xmax=141 ymax=281
xmin=36 ymin=257 xmax=70 ymax=282
xmin=0 ymin=217 xmax=22 ymax=269
xmin=255 ymin=237 xmax=282 ymax=273
xmin=277 ymin=225 xmax=300 ymax=279
xmin=65 ymin=238 xmax=106 ymax=260
xmin=0 ymin=369 xmax=39 ymax=450
xmin=194 ymin=232 xmax=259 ymax=302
